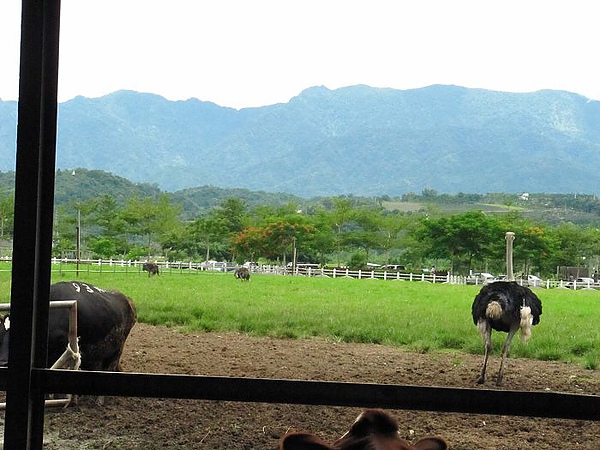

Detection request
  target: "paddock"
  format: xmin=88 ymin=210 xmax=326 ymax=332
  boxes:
xmin=3 ymin=323 xmax=595 ymax=449
xmin=4 ymin=2 xmax=598 ymax=447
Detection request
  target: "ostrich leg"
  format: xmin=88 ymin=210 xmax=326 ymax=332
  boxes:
xmin=496 ymin=326 xmax=518 ymax=386
xmin=477 ymin=322 xmax=492 ymax=384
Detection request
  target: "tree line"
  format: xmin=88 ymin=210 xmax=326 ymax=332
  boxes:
xmin=1 ymin=188 xmax=597 ymax=278
xmin=0 ymin=185 xmax=600 ymax=277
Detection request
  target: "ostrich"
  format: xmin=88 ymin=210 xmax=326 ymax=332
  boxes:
xmin=471 ymin=232 xmax=543 ymax=385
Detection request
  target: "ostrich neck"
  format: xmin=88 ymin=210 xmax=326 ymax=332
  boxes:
xmin=506 ymin=232 xmax=515 ymax=281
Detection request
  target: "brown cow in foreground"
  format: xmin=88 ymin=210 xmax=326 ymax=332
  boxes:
xmin=279 ymin=409 xmax=448 ymax=450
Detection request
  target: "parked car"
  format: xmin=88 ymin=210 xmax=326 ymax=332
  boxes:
xmin=286 ymin=262 xmax=321 ymax=275
xmin=565 ymin=277 xmax=596 ymax=289
xmin=200 ymin=260 xmax=228 ymax=271
xmin=380 ymin=264 xmax=406 ymax=271
xmin=466 ymin=272 xmax=496 ymax=285
xmin=518 ymin=274 xmax=543 ymax=287
xmin=528 ymin=274 xmax=542 ymax=286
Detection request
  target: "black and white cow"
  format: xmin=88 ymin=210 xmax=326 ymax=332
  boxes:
xmin=0 ymin=281 xmax=137 ymax=372
xmin=142 ymin=262 xmax=160 ymax=276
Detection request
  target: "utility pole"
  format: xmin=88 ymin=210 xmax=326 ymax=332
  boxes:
xmin=76 ymin=207 xmax=81 ymax=276
xmin=291 ymin=236 xmax=297 ymax=276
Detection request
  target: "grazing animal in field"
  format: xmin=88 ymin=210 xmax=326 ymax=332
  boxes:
xmin=142 ymin=261 xmax=160 ymax=276
xmin=234 ymin=266 xmax=251 ymax=281
xmin=471 ymin=281 xmax=542 ymax=385
xmin=0 ymin=281 xmax=136 ymax=373
xmin=279 ymin=408 xmax=448 ymax=450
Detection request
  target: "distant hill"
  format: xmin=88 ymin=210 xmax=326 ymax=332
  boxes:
xmin=3 ymin=168 xmax=600 ymax=225
xmin=0 ymin=169 xmax=303 ymax=219
xmin=1 ymin=85 xmax=599 ymax=197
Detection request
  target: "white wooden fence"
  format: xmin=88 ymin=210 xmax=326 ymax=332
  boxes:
xmin=0 ymin=257 xmax=596 ymax=289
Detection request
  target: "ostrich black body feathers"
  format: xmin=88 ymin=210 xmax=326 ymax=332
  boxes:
xmin=472 ymin=281 xmax=542 ymax=331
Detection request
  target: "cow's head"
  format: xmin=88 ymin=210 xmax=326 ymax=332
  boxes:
xmin=279 ymin=409 xmax=448 ymax=450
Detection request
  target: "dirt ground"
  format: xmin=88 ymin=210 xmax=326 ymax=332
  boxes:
xmin=3 ymin=323 xmax=599 ymax=449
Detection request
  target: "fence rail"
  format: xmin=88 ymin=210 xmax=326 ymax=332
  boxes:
xmin=2 ymin=257 xmax=597 ymax=290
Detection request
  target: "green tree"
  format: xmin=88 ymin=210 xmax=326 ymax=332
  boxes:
xmin=414 ymin=211 xmax=503 ymax=273
xmin=89 ymin=238 xmax=117 ymax=259
xmin=546 ymin=223 xmax=595 ymax=274
xmin=187 ymin=216 xmax=229 ymax=262
xmin=0 ymin=192 xmax=14 ymax=239
xmin=308 ymin=212 xmax=336 ymax=264
xmin=120 ymin=195 xmax=182 ymax=257
xmin=330 ymin=198 xmax=356 ymax=266
xmin=377 ymin=212 xmax=418 ymax=265
xmin=212 ymin=198 xmax=248 ymax=234
xmin=510 ymin=225 xmax=552 ymax=275
xmin=342 ymin=208 xmax=383 ymax=263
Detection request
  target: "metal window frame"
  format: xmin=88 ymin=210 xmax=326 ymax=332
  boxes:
xmin=2 ymin=1 xmax=598 ymax=448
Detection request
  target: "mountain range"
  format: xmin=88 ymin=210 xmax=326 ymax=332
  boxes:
xmin=1 ymin=84 xmax=599 ymax=197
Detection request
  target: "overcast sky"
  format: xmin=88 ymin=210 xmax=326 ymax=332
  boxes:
xmin=1 ymin=1 xmax=598 ymax=109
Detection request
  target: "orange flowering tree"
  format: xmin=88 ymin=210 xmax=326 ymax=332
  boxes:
xmin=233 ymin=221 xmax=315 ymax=261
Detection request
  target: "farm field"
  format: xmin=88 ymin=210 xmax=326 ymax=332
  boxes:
xmin=1 ymin=268 xmax=599 ymax=448
xmin=36 ymin=267 xmax=600 ymax=369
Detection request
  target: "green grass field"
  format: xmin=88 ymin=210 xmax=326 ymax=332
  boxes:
xmin=1 ymin=262 xmax=598 ymax=370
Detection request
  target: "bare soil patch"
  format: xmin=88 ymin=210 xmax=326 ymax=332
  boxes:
xmin=3 ymin=323 xmax=599 ymax=449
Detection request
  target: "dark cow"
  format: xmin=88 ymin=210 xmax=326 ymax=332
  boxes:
xmin=142 ymin=262 xmax=160 ymax=276
xmin=0 ymin=316 xmax=9 ymax=366
xmin=234 ymin=266 xmax=251 ymax=281
xmin=279 ymin=409 xmax=448 ymax=450
xmin=0 ymin=281 xmax=136 ymax=373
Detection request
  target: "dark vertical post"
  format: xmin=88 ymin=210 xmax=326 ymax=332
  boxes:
xmin=76 ymin=207 xmax=80 ymax=276
xmin=291 ymin=236 xmax=296 ymax=276
xmin=4 ymin=0 xmax=61 ymax=448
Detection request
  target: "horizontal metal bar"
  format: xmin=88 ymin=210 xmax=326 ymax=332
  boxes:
xmin=0 ymin=301 xmax=77 ymax=312
xmin=26 ymin=369 xmax=599 ymax=421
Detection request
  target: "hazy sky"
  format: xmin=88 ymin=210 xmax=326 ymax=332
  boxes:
xmin=1 ymin=0 xmax=598 ymax=109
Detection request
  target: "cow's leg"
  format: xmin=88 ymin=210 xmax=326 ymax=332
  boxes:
xmin=0 ymin=331 xmax=9 ymax=366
